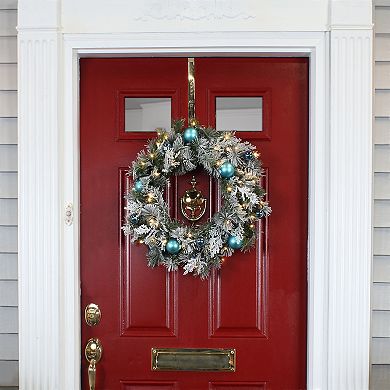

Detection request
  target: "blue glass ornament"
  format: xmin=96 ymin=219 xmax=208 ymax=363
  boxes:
xmin=219 ymin=162 xmax=235 ymax=178
xmin=134 ymin=180 xmax=143 ymax=192
xmin=166 ymin=238 xmax=181 ymax=254
xmin=130 ymin=214 xmax=139 ymax=224
xmin=227 ymin=235 xmax=243 ymax=250
xmin=243 ymin=151 xmax=253 ymax=161
xmin=255 ymin=209 xmax=264 ymax=219
xmin=183 ymin=127 xmax=198 ymax=143
xmin=195 ymin=237 xmax=205 ymax=248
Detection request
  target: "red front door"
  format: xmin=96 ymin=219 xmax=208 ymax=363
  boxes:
xmin=80 ymin=58 xmax=308 ymax=389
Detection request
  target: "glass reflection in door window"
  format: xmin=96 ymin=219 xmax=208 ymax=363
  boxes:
xmin=125 ymin=97 xmax=171 ymax=132
xmin=216 ymin=97 xmax=263 ymax=132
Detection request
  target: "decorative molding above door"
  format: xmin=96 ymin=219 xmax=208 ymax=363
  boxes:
xmin=133 ymin=0 xmax=255 ymax=22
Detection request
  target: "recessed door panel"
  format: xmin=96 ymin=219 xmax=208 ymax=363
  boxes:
xmin=119 ymin=169 xmax=177 ymax=337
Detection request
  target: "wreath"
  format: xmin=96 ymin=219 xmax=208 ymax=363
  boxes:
xmin=122 ymin=119 xmax=271 ymax=278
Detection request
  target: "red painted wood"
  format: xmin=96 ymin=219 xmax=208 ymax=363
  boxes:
xmin=80 ymin=57 xmax=308 ymax=389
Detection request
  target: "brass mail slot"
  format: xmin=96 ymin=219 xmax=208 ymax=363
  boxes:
xmin=151 ymin=348 xmax=236 ymax=372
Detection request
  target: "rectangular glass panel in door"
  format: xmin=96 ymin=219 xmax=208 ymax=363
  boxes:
xmin=216 ymin=97 xmax=263 ymax=132
xmin=125 ymin=97 xmax=171 ymax=132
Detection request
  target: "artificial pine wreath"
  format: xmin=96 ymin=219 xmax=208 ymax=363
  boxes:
xmin=122 ymin=119 xmax=271 ymax=278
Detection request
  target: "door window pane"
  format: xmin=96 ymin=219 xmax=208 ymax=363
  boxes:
xmin=216 ymin=97 xmax=263 ymax=132
xmin=125 ymin=97 xmax=171 ymax=132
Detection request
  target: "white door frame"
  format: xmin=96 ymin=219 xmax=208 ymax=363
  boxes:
xmin=18 ymin=30 xmax=372 ymax=390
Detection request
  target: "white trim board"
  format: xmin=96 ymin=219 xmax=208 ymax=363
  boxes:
xmin=17 ymin=30 xmax=372 ymax=390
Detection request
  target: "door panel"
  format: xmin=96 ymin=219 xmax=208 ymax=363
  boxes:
xmin=119 ymin=169 xmax=177 ymax=338
xmin=80 ymin=57 xmax=308 ymax=389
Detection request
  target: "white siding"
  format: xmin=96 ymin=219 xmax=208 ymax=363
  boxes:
xmin=372 ymin=4 xmax=390 ymax=388
xmin=374 ymin=118 xmax=390 ymax=144
xmin=373 ymin=256 xmax=390 ymax=282
xmin=0 ymin=3 xmax=17 ymax=389
xmin=376 ymin=7 xmax=390 ymax=33
xmin=0 ymin=38 xmax=16 ymax=63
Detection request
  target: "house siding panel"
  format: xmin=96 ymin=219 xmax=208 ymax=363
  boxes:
xmin=375 ymin=173 xmax=390 ymax=198
xmin=374 ymin=256 xmax=390 ymax=282
xmin=0 ymin=308 xmax=17 ymax=334
xmin=371 ymin=365 xmax=390 ymax=390
xmin=0 ymin=0 xmax=17 ymax=9
xmin=373 ymin=283 xmax=390 ymax=311
xmin=0 ymin=361 xmax=18 ymax=387
xmin=373 ymin=338 xmax=390 ymax=364
xmin=0 ymin=145 xmax=17 ymax=172
xmin=374 ymin=200 xmax=390 ymax=227
xmin=0 ymin=11 xmax=16 ymax=36
xmin=375 ymin=35 xmax=390 ymax=60
xmin=0 ymin=38 xmax=16 ymax=63
xmin=375 ymin=145 xmax=390 ymax=172
xmin=375 ymin=63 xmax=390 ymax=89
xmin=0 ymin=91 xmax=17 ymax=117
xmin=372 ymin=311 xmax=390 ymax=337
xmin=376 ymin=7 xmax=390 ymax=33
xmin=0 ymin=64 xmax=16 ymax=92
xmin=0 ymin=335 xmax=18 ymax=360
xmin=374 ymin=228 xmax=390 ymax=255
xmin=375 ymin=91 xmax=390 ymax=116
xmin=0 ymin=118 xmax=17 ymax=145
xmin=0 ymin=281 xmax=17 ymax=307
xmin=0 ymin=173 xmax=17 ymax=198
xmin=0 ymin=254 xmax=17 ymax=280
xmin=374 ymin=118 xmax=390 ymax=144
xmin=0 ymin=6 xmax=18 ymax=388
xmin=0 ymin=199 xmax=17 ymax=226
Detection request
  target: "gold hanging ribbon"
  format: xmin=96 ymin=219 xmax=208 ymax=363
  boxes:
xmin=188 ymin=58 xmax=198 ymax=127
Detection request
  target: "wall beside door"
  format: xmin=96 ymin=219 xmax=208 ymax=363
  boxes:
xmin=371 ymin=2 xmax=390 ymax=389
xmin=0 ymin=1 xmax=18 ymax=388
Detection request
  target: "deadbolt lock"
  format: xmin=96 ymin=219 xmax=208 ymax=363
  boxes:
xmin=85 ymin=303 xmax=101 ymax=326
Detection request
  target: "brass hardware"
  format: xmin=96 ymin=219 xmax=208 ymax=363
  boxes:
xmin=85 ymin=303 xmax=102 ymax=326
xmin=85 ymin=338 xmax=103 ymax=390
xmin=188 ymin=58 xmax=196 ymax=125
xmin=88 ymin=359 xmax=97 ymax=390
xmin=151 ymin=348 xmax=236 ymax=372
xmin=180 ymin=176 xmax=207 ymax=221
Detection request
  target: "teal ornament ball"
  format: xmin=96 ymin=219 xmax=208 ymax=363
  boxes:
xmin=183 ymin=127 xmax=198 ymax=143
xmin=130 ymin=214 xmax=139 ymax=224
xmin=255 ymin=209 xmax=263 ymax=219
xmin=195 ymin=237 xmax=205 ymax=249
xmin=243 ymin=151 xmax=253 ymax=161
xmin=219 ymin=162 xmax=235 ymax=178
xmin=134 ymin=180 xmax=143 ymax=192
xmin=227 ymin=235 xmax=243 ymax=250
xmin=166 ymin=238 xmax=181 ymax=254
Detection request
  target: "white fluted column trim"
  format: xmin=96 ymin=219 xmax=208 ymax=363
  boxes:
xmin=328 ymin=28 xmax=372 ymax=390
xmin=18 ymin=30 xmax=61 ymax=390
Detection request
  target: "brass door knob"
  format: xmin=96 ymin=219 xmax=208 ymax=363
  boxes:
xmin=85 ymin=303 xmax=101 ymax=326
